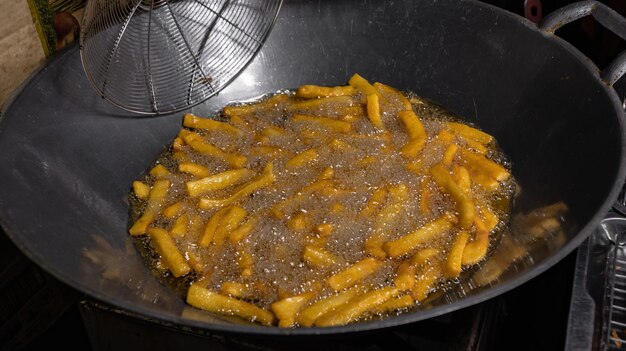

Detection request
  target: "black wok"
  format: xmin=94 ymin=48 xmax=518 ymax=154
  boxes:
xmin=1 ymin=0 xmax=625 ymax=336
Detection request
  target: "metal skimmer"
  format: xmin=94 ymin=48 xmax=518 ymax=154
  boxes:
xmin=79 ymin=0 xmax=282 ymax=115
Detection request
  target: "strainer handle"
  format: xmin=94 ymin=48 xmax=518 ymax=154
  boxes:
xmin=539 ymin=0 xmax=626 ymax=86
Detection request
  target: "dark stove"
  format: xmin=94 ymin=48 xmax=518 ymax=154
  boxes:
xmin=3 ymin=1 xmax=625 ymax=350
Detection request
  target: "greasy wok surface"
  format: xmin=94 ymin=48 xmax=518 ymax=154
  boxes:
xmin=0 ymin=0 xmax=624 ymax=335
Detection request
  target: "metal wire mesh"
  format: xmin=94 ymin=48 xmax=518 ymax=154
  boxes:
xmin=79 ymin=0 xmax=282 ymax=115
xmin=605 ymin=241 xmax=626 ymax=350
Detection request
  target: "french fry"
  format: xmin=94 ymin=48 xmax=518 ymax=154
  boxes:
xmin=199 ymin=207 xmax=230 ymax=247
xmin=182 ymin=132 xmax=247 ymax=168
xmin=393 ymin=262 xmax=416 ymax=290
xmin=149 ymin=164 xmax=171 ymax=179
xmin=315 ymin=286 xmax=399 ymax=327
xmin=222 ymin=94 xmax=290 ymax=117
xmin=370 ymin=294 xmax=415 ymax=315
xmin=327 ymin=257 xmax=382 ymax=291
xmin=303 ymin=245 xmax=338 ymax=268
xmin=129 ymin=179 xmax=171 ymax=236
xmin=411 ymin=248 xmax=439 ymax=266
xmin=348 ymin=73 xmax=380 ymax=100
xmin=442 ymin=144 xmax=459 ymax=166
xmin=459 ymin=149 xmax=510 ymax=182
xmin=271 ymin=292 xmax=316 ymax=327
xmin=383 ymin=213 xmax=456 ymax=258
xmin=446 ymin=122 xmax=493 ymax=145
xmin=366 ymin=94 xmax=383 ymax=129
xmin=287 ymin=212 xmax=312 ymax=232
xmin=452 ymin=164 xmax=472 ymax=194
xmin=398 ymin=110 xmax=427 ymax=158
xmin=183 ymin=114 xmax=240 ymax=135
xmin=296 ymin=85 xmax=355 ymax=98
xmin=442 ymin=230 xmax=470 ymax=278
xmin=172 ymin=137 xmax=185 ymax=151
xmin=170 ymin=213 xmax=189 ymax=237
xmin=430 ymin=163 xmax=475 ymax=229
xmin=221 ymin=281 xmax=249 ymax=298
xmin=360 ymin=187 xmax=388 ymax=218
xmin=132 ymin=181 xmax=150 ymax=199
xmin=185 ymin=169 xmax=252 ymax=197
xmin=297 ymin=288 xmax=360 ymax=327
xmin=198 ymin=162 xmax=276 ymax=209
xmin=179 ymin=162 xmax=212 ymax=178
xmin=213 ymin=205 xmax=247 ymax=246
xmin=286 ymin=148 xmax=319 ymax=169
xmin=411 ymin=264 xmax=441 ymax=302
xmin=364 ymin=184 xmax=409 ymax=258
xmin=147 ymin=227 xmax=191 ymax=277
xmin=238 ymin=251 xmax=254 ymax=278
xmin=271 ymin=178 xmax=333 ymax=217
xmin=162 ymin=202 xmax=184 ymax=218
xmin=186 ymin=285 xmax=275 ymax=326
xmin=314 ymin=223 xmax=334 ymax=237
xmin=128 ymin=212 xmax=156 ymax=236
xmin=292 ymin=114 xmax=353 ymax=133
xmin=229 ymin=217 xmax=257 ymax=243
xmin=462 ymin=217 xmax=490 ymax=265
xmin=373 ymin=82 xmax=412 ymax=110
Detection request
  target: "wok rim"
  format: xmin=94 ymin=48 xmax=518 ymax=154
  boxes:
xmin=1 ymin=0 xmax=625 ymax=336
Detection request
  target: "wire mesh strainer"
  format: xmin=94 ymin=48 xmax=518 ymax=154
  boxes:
xmin=79 ymin=0 xmax=282 ymax=115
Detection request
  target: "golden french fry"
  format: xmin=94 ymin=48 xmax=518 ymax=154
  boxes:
xmin=271 ymin=178 xmax=333 ymax=217
xmin=370 ymin=294 xmax=415 ymax=315
xmin=172 ymin=137 xmax=185 ymax=151
xmin=286 ymin=148 xmax=319 ymax=169
xmin=314 ymin=223 xmax=334 ymax=237
xmin=393 ymin=262 xmax=416 ymax=291
xmin=360 ymin=187 xmax=388 ymax=218
xmin=147 ymin=227 xmax=191 ymax=277
xmin=132 ymin=181 xmax=150 ymax=199
xmin=430 ymin=163 xmax=475 ymax=229
xmin=287 ymin=212 xmax=312 ymax=232
xmin=297 ymin=288 xmax=360 ymax=327
xmin=129 ymin=179 xmax=171 ymax=235
xmin=364 ymin=184 xmax=409 ymax=258
xmin=186 ymin=168 xmax=252 ymax=197
xmin=221 ymin=281 xmax=249 ymax=298
xmin=199 ymin=207 xmax=230 ymax=247
xmin=303 ymin=245 xmax=338 ymax=268
xmin=442 ymin=230 xmax=470 ymax=278
xmin=199 ymin=162 xmax=276 ymax=209
xmin=460 ymin=149 xmax=510 ymax=182
xmin=398 ymin=110 xmax=427 ymax=158
xmin=163 ymin=202 xmax=184 ymax=219
xmin=213 ymin=205 xmax=247 ymax=246
xmin=149 ymin=164 xmax=171 ymax=179
xmin=296 ymin=85 xmax=355 ymax=98
xmin=128 ymin=212 xmax=156 ymax=236
xmin=446 ymin=122 xmax=493 ymax=145
xmin=366 ymin=94 xmax=383 ymax=129
xmin=292 ymin=114 xmax=353 ymax=133
xmin=452 ymin=164 xmax=472 ymax=194
xmin=186 ymin=285 xmax=275 ymax=326
xmin=383 ymin=213 xmax=456 ymax=258
xmin=327 ymin=257 xmax=382 ymax=291
xmin=182 ymin=132 xmax=247 ymax=168
xmin=462 ymin=217 xmax=490 ymax=265
xmin=170 ymin=213 xmax=189 ymax=237
xmin=271 ymin=292 xmax=316 ymax=327
xmin=348 ymin=73 xmax=380 ymax=100
xmin=222 ymin=94 xmax=290 ymax=117
xmin=229 ymin=217 xmax=257 ymax=243
xmin=238 ymin=251 xmax=254 ymax=278
xmin=315 ymin=286 xmax=399 ymax=327
xmin=442 ymin=144 xmax=459 ymax=166
xmin=411 ymin=248 xmax=439 ymax=266
xmin=183 ymin=113 xmax=240 ymax=135
xmin=179 ymin=162 xmax=212 ymax=178
xmin=373 ymin=82 xmax=412 ymax=110
xmin=411 ymin=264 xmax=441 ymax=302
